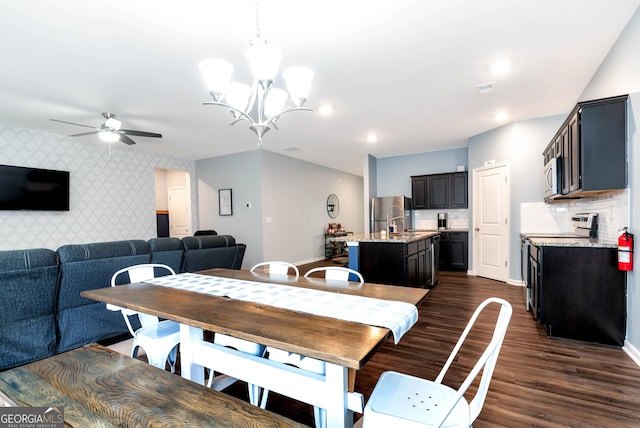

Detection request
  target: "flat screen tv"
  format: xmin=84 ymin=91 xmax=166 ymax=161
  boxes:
xmin=0 ymin=164 xmax=70 ymax=211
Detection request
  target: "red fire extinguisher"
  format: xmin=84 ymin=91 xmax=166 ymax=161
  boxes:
xmin=618 ymin=228 xmax=634 ymax=271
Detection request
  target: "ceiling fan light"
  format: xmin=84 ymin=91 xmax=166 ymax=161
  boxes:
xmin=283 ymin=66 xmax=314 ymax=107
xmin=104 ymin=117 xmax=121 ymax=131
xmin=199 ymin=58 xmax=234 ymax=101
xmin=246 ymin=38 xmax=281 ymax=84
xmin=264 ymin=88 xmax=288 ymax=119
xmin=99 ymin=131 xmax=120 ymax=143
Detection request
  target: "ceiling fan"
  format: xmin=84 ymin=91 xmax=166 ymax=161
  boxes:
xmin=50 ymin=112 xmax=162 ymax=145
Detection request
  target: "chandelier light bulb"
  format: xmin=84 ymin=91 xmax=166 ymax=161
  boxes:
xmin=199 ymin=58 xmax=234 ymax=101
xmin=283 ymin=66 xmax=314 ymax=107
xmin=246 ymin=39 xmax=281 ymax=84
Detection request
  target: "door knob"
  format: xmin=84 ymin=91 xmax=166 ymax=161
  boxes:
xmin=474 ymin=227 xmax=480 ymax=231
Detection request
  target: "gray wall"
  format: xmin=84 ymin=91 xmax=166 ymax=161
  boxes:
xmin=375 ymin=147 xmax=468 ymax=197
xmin=261 ymin=151 xmax=364 ymax=265
xmin=467 ymin=116 xmax=565 ymax=280
xmin=196 ymin=150 xmax=263 ymax=266
xmin=196 ymin=149 xmax=364 ymax=268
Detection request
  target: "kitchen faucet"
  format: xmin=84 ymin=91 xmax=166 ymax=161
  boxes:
xmin=386 ymin=205 xmax=405 ymax=234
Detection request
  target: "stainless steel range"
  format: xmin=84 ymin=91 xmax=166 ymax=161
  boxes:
xmin=570 ymin=212 xmax=598 ymax=238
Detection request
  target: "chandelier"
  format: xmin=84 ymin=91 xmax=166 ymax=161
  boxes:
xmin=199 ymin=0 xmax=314 ymax=145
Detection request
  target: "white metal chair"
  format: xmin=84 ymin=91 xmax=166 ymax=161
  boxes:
xmin=304 ymin=266 xmax=364 ymax=284
xmin=205 ymin=261 xmax=297 ymax=405
xmin=259 ymin=266 xmax=365 ymax=428
xmin=362 ymin=297 xmax=513 ymax=428
xmin=250 ymin=261 xmax=300 ymax=278
xmin=206 ymin=334 xmax=266 ymax=406
xmin=109 ymin=264 xmax=181 ymax=372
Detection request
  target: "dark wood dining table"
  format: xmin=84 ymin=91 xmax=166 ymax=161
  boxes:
xmin=81 ymin=268 xmax=429 ymax=428
xmin=0 ymin=343 xmax=306 ymax=427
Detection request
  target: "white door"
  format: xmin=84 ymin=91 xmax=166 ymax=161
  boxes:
xmin=168 ymin=186 xmax=191 ymax=238
xmin=473 ymin=163 xmax=510 ymax=282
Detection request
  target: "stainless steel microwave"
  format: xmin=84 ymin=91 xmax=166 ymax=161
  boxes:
xmin=543 ymin=157 xmax=562 ymax=200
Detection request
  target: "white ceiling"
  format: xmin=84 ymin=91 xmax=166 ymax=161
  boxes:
xmin=1 ymin=1 xmax=638 ymax=176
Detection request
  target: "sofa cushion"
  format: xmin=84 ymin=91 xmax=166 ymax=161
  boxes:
xmin=181 ymin=235 xmax=245 ymax=272
xmin=0 ymin=248 xmax=58 ymax=370
xmin=55 ymin=240 xmax=151 ymax=353
xmin=148 ymin=237 xmax=184 ymax=273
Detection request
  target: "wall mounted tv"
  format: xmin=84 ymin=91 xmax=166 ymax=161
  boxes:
xmin=0 ymin=164 xmax=70 ymax=211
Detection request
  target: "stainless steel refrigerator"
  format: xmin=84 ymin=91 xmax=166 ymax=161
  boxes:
xmin=370 ymin=196 xmax=413 ymax=233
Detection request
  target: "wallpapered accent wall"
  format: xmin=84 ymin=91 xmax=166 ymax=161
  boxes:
xmin=0 ymin=124 xmax=196 ymax=251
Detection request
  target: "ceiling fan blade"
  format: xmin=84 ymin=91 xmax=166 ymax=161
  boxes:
xmin=119 ymin=134 xmax=136 ymax=145
xmin=69 ymin=131 xmax=100 ymax=137
xmin=121 ymin=129 xmax=162 ymax=138
xmin=49 ymin=119 xmax=96 ymax=129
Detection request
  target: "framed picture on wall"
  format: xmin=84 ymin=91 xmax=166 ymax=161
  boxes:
xmin=218 ymin=188 xmax=233 ymax=216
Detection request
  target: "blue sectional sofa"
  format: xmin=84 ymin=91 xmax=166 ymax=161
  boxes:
xmin=0 ymin=235 xmax=246 ymax=371
xmin=0 ymin=248 xmax=59 ymax=370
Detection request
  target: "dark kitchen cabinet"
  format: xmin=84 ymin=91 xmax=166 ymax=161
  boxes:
xmin=439 ymin=231 xmax=468 ymax=271
xmin=428 ymin=174 xmax=449 ymax=209
xmin=411 ymin=172 xmax=468 ymax=210
xmin=359 ymin=236 xmax=433 ymax=288
xmin=531 ymin=243 xmax=625 ymax=346
xmin=567 ymin=111 xmax=580 ymax=193
xmin=543 ymin=142 xmax=556 ymax=165
xmin=544 ymin=95 xmax=627 ymax=199
xmin=450 ymin=173 xmax=468 ymax=208
xmin=411 ymin=176 xmax=427 ymax=209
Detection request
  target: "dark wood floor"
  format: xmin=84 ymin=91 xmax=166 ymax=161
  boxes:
xmin=136 ymin=261 xmax=640 ymax=427
xmin=233 ymin=263 xmax=640 ymax=427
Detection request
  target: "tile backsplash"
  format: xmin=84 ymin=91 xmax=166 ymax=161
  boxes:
xmin=520 ymin=189 xmax=629 ymax=241
xmin=414 ymin=209 xmax=470 ymax=230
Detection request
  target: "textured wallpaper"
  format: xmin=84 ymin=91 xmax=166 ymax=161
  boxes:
xmin=0 ymin=124 xmax=196 ymax=251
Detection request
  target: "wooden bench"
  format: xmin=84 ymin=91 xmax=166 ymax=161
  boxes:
xmin=0 ymin=343 xmax=307 ymax=427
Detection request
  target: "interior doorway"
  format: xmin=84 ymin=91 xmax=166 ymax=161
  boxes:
xmin=472 ymin=162 xmax=510 ymax=282
xmin=154 ymin=169 xmax=192 ymax=238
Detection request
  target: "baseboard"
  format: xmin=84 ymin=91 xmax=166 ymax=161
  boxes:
xmin=623 ymin=340 xmax=640 ymax=367
xmin=465 ymin=270 xmax=523 ymax=287
xmin=507 ymin=278 xmax=524 ymax=286
xmin=295 ymin=256 xmax=326 ymax=265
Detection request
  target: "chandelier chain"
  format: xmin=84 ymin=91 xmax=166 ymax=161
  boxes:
xmin=254 ymin=0 xmax=261 ymax=39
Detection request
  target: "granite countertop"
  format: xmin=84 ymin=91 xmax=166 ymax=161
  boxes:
xmin=328 ymin=231 xmax=440 ymax=244
xmin=527 ymin=237 xmax=617 ymax=248
xmin=520 ymin=233 xmax=618 ymax=248
xmin=414 ymin=228 xmax=469 ymax=233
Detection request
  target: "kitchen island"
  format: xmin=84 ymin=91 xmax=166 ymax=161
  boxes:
xmin=329 ymin=231 xmax=440 ymax=288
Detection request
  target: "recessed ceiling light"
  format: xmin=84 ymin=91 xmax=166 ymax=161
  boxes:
xmin=319 ymin=104 xmax=334 ymax=115
xmin=366 ymin=133 xmax=378 ymax=143
xmin=495 ymin=111 xmax=509 ymax=122
xmin=491 ymin=59 xmax=511 ymax=76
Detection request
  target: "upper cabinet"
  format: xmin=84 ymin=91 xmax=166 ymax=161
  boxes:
xmin=411 ymin=172 xmax=468 ymax=210
xmin=545 ymin=95 xmax=627 ymax=200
